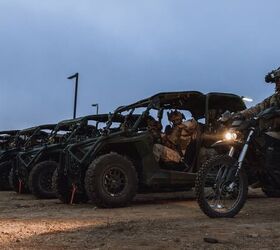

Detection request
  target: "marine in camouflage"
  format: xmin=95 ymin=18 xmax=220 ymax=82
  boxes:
xmin=153 ymin=110 xmax=199 ymax=163
xmin=240 ymin=78 xmax=280 ymax=138
xmin=241 ymin=92 xmax=280 ymax=119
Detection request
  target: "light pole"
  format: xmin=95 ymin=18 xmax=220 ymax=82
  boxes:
xmin=67 ymin=73 xmax=79 ymax=119
xmin=92 ymin=103 xmax=99 ymax=115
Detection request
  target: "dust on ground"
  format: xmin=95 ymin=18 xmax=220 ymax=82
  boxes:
xmin=0 ymin=189 xmax=279 ymax=250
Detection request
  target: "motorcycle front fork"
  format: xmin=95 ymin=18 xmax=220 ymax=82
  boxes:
xmin=228 ymin=129 xmax=255 ymax=176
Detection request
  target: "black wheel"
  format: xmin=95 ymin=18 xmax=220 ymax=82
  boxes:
xmin=195 ymin=155 xmax=248 ymax=218
xmin=52 ymin=168 xmax=88 ymax=204
xmin=28 ymin=161 xmax=57 ymax=199
xmin=8 ymin=167 xmax=29 ymax=193
xmin=0 ymin=161 xmax=13 ymax=190
xmin=85 ymin=152 xmax=138 ymax=208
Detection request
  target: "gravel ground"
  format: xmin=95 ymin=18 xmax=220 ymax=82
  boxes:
xmin=0 ymin=189 xmax=279 ymax=249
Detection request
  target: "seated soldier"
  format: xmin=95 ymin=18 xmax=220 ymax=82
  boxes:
xmin=146 ymin=115 xmax=162 ymax=143
xmin=153 ymin=110 xmax=199 ymax=163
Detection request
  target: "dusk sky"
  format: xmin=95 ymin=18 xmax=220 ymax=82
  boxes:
xmin=0 ymin=1 xmax=279 ymax=130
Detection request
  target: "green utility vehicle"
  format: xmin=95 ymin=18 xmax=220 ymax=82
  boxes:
xmin=55 ymin=91 xmax=246 ymax=207
xmin=16 ymin=114 xmax=110 ymax=199
xmin=9 ymin=124 xmax=57 ymax=193
xmin=52 ymin=113 xmax=141 ymax=203
xmin=0 ymin=130 xmax=19 ymax=190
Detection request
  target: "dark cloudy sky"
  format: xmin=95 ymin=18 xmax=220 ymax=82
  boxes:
xmin=0 ymin=1 xmax=279 ymax=130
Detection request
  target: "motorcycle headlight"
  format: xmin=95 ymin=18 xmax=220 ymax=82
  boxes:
xmin=224 ymin=131 xmax=237 ymax=141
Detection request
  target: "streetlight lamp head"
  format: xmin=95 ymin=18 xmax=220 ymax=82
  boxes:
xmin=92 ymin=103 xmax=99 ymax=115
xmin=67 ymin=73 xmax=79 ymax=80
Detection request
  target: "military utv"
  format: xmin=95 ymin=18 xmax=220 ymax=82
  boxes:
xmin=52 ymin=113 xmax=141 ymax=203
xmin=16 ymin=115 xmax=99 ymax=199
xmin=54 ymin=91 xmax=246 ymax=208
xmin=0 ymin=130 xmax=19 ymax=190
xmin=9 ymin=124 xmax=57 ymax=193
xmin=17 ymin=114 xmax=130 ymax=199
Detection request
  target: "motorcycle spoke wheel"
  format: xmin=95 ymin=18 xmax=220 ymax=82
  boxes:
xmin=204 ymin=164 xmax=240 ymax=213
xmin=195 ymin=155 xmax=248 ymax=218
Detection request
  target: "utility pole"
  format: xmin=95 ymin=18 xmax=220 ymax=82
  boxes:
xmin=67 ymin=73 xmax=79 ymax=119
xmin=92 ymin=103 xmax=99 ymax=115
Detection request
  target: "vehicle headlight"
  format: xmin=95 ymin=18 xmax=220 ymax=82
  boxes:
xmin=224 ymin=131 xmax=237 ymax=141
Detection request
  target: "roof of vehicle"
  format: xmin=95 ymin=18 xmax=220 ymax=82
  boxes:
xmin=55 ymin=113 xmax=141 ymax=130
xmin=116 ymin=91 xmax=203 ymax=110
xmin=19 ymin=124 xmax=57 ymax=135
xmin=0 ymin=130 xmax=19 ymax=136
xmin=115 ymin=91 xmax=246 ymax=119
xmin=206 ymin=92 xmax=246 ymax=112
xmin=56 ymin=114 xmax=121 ymax=127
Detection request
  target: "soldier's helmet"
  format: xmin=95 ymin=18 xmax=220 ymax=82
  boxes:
xmin=167 ymin=110 xmax=185 ymax=125
xmin=265 ymin=67 xmax=280 ymax=84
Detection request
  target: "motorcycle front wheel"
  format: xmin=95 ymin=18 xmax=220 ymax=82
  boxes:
xmin=195 ymin=155 xmax=248 ymax=218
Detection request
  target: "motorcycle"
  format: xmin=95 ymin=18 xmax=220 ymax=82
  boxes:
xmin=195 ymin=106 xmax=280 ymax=218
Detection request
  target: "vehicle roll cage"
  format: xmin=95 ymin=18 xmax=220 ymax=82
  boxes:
xmin=65 ymin=91 xmax=247 ymax=166
xmin=17 ymin=124 xmax=57 ymax=148
xmin=0 ymin=130 xmax=20 ymax=144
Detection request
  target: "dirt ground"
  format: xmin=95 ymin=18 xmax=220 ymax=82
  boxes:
xmin=0 ymin=189 xmax=279 ymax=250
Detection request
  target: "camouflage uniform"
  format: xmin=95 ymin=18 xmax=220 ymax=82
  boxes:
xmin=239 ymin=73 xmax=280 ymax=191
xmin=153 ymin=113 xmax=199 ymax=163
xmin=240 ymin=92 xmax=280 ymax=137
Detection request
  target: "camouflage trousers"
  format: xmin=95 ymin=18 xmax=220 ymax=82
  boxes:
xmin=153 ymin=144 xmax=182 ymax=163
